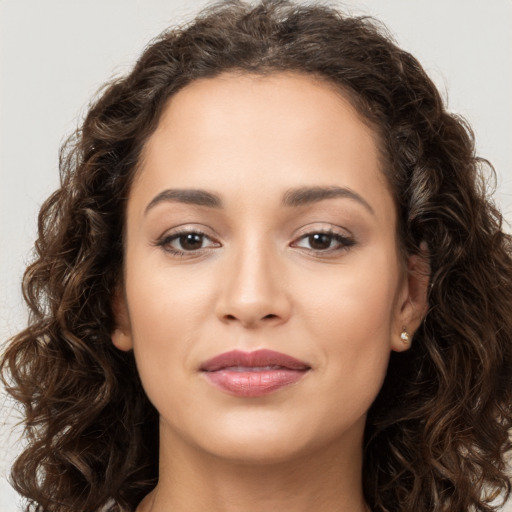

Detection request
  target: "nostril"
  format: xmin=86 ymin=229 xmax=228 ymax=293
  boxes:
xmin=223 ymin=313 xmax=278 ymax=323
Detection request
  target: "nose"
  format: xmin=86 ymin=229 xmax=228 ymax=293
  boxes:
xmin=215 ymin=243 xmax=292 ymax=328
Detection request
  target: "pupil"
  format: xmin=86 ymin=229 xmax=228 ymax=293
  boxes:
xmin=180 ymin=233 xmax=203 ymax=250
xmin=309 ymin=233 xmax=332 ymax=250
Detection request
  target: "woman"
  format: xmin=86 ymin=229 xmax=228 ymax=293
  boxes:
xmin=2 ymin=0 xmax=511 ymax=511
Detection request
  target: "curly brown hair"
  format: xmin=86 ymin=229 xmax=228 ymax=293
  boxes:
xmin=2 ymin=1 xmax=511 ymax=511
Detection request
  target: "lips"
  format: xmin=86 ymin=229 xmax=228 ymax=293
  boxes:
xmin=200 ymin=349 xmax=311 ymax=397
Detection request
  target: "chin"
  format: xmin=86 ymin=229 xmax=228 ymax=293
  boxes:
xmin=203 ymin=435 xmax=314 ymax=465
xmin=166 ymin=408 xmax=365 ymax=467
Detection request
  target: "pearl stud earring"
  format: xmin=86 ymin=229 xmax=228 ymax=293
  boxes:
xmin=400 ymin=328 xmax=410 ymax=344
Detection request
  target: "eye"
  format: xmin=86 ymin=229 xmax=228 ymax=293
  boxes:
xmin=157 ymin=230 xmax=220 ymax=255
xmin=292 ymin=231 xmax=355 ymax=252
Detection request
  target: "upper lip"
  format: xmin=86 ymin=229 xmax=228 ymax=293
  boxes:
xmin=200 ymin=349 xmax=311 ymax=372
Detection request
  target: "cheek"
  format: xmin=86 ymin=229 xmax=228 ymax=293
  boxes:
xmin=124 ymin=260 xmax=218 ymax=393
xmin=297 ymin=247 xmax=401 ymax=386
xmin=127 ymin=251 xmax=217 ymax=326
xmin=300 ymin=248 xmax=400 ymax=332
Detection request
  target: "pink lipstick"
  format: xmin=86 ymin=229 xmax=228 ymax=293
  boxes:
xmin=200 ymin=349 xmax=310 ymax=397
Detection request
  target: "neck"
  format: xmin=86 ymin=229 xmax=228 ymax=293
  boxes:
xmin=138 ymin=423 xmax=368 ymax=512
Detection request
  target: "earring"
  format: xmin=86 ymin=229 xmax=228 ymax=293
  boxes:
xmin=400 ymin=328 xmax=410 ymax=344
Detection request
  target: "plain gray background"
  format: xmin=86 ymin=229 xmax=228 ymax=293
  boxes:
xmin=1 ymin=0 xmax=511 ymax=510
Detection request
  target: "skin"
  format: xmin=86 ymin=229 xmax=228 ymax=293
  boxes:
xmin=112 ymin=72 xmax=429 ymax=512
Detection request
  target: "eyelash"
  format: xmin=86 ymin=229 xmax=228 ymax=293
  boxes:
xmin=291 ymin=230 xmax=355 ymax=254
xmin=156 ymin=229 xmax=219 ymax=256
xmin=155 ymin=228 xmax=355 ymax=257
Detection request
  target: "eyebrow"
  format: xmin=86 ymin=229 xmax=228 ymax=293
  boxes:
xmin=144 ymin=189 xmax=222 ymax=214
xmin=282 ymin=186 xmax=375 ymax=214
xmin=144 ymin=185 xmax=374 ymax=215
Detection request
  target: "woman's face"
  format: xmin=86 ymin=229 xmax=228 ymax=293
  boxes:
xmin=113 ymin=72 xmax=421 ymax=463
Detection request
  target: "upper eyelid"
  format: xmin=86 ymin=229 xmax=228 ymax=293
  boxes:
xmin=290 ymin=224 xmax=356 ymax=251
xmin=162 ymin=231 xmax=218 ymax=243
xmin=292 ymin=231 xmax=354 ymax=246
xmin=292 ymin=222 xmax=353 ymax=238
xmin=155 ymin=227 xmax=219 ymax=251
xmin=157 ymin=224 xmax=216 ymax=239
xmin=154 ymin=223 xmax=354 ymax=244
xmin=156 ymin=231 xmax=221 ymax=256
xmin=296 ymin=230 xmax=351 ymax=240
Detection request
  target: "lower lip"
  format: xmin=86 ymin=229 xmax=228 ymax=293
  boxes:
xmin=202 ymin=368 xmax=308 ymax=397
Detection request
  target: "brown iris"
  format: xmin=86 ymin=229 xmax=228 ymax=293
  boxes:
xmin=307 ymin=233 xmax=334 ymax=250
xmin=179 ymin=233 xmax=204 ymax=250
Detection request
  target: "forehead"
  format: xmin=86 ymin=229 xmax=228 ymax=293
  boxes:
xmin=132 ymin=72 xmax=393 ymax=216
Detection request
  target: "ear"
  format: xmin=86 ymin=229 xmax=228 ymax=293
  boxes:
xmin=392 ymin=242 xmax=430 ymax=352
xmin=110 ymin=286 xmax=133 ymax=352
